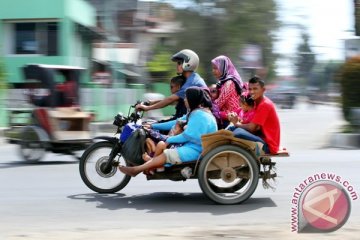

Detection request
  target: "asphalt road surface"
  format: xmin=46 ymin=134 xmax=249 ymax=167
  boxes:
xmin=0 ymin=102 xmax=359 ymax=240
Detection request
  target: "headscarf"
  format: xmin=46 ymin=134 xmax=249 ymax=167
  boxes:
xmin=185 ymin=87 xmax=212 ymax=121
xmin=211 ymin=55 xmax=244 ymax=94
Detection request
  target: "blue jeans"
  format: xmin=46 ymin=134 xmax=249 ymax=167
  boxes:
xmin=231 ymin=127 xmax=270 ymax=154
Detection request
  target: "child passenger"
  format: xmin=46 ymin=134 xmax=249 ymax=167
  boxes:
xmin=157 ymin=75 xmax=187 ymax=122
xmin=143 ymin=119 xmax=186 ymax=162
xmin=207 ymin=84 xmax=223 ymax=128
xmin=227 ymin=92 xmax=255 ymax=130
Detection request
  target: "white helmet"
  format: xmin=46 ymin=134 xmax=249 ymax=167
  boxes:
xmin=171 ymin=49 xmax=199 ymax=71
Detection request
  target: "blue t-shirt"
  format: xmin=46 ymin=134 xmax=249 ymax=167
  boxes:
xmin=166 ymin=109 xmax=218 ymax=162
xmin=175 ymin=72 xmax=207 ymax=99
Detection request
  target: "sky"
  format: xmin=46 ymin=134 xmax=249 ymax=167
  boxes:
xmin=275 ymin=0 xmax=354 ymax=75
xmin=141 ymin=0 xmax=355 ymax=76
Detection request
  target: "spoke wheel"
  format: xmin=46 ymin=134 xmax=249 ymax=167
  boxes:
xmin=79 ymin=141 xmax=131 ymax=193
xmin=18 ymin=126 xmax=47 ymax=163
xmin=198 ymin=145 xmax=259 ymax=204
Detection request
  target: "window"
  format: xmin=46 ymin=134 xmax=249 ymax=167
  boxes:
xmin=14 ymin=22 xmax=58 ymax=56
xmin=15 ymin=23 xmax=36 ymax=54
xmin=47 ymin=23 xmax=58 ymax=56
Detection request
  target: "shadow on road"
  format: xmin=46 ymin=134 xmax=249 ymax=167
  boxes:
xmin=68 ymin=192 xmax=277 ymax=215
xmin=0 ymin=160 xmax=78 ymax=169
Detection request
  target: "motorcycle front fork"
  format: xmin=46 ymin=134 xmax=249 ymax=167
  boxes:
xmin=102 ymin=142 xmax=122 ymax=174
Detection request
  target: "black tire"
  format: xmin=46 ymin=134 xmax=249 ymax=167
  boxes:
xmin=198 ymin=144 xmax=259 ymax=205
xmin=207 ymin=177 xmax=249 ymax=193
xmin=18 ymin=126 xmax=47 ymax=163
xmin=79 ymin=141 xmax=131 ymax=193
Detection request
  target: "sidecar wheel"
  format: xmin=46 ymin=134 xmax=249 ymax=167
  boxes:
xmin=198 ymin=144 xmax=259 ymax=205
xmin=79 ymin=141 xmax=131 ymax=193
xmin=18 ymin=126 xmax=48 ymax=163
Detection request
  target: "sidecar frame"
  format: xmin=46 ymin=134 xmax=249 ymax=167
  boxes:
xmin=146 ymin=129 xmax=289 ymax=204
xmin=79 ymin=102 xmax=290 ymax=205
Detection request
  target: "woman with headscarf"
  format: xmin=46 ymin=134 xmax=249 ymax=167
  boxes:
xmin=119 ymin=87 xmax=218 ymax=177
xmin=211 ymin=55 xmax=245 ymax=128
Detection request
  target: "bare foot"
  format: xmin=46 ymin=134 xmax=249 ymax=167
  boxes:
xmin=142 ymin=153 xmax=152 ymax=162
xmin=118 ymin=165 xmax=140 ymax=177
xmin=143 ymin=169 xmax=155 ymax=175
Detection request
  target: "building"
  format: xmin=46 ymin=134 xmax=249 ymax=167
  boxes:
xmin=0 ymin=0 xmax=102 ymax=86
xmin=86 ymin=0 xmax=181 ymax=84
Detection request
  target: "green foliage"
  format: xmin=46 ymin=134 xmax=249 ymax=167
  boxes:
xmin=339 ymin=56 xmax=360 ymax=123
xmin=0 ymin=57 xmax=7 ymax=89
xmin=173 ymin=0 xmax=279 ymax=83
xmin=146 ymin=50 xmax=174 ymax=82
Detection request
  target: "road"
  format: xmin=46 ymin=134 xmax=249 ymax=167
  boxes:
xmin=0 ymin=101 xmax=359 ymax=239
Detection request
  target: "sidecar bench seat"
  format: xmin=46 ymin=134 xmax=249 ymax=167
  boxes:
xmin=201 ymin=129 xmax=290 ymax=159
xmin=201 ymin=129 xmax=265 ymax=158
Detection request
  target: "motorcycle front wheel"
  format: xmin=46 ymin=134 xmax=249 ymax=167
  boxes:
xmin=79 ymin=141 xmax=131 ymax=193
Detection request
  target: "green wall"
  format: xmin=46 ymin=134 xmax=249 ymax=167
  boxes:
xmin=0 ymin=0 xmax=95 ymax=22
xmin=0 ymin=0 xmax=96 ymax=84
xmin=0 ymin=0 xmax=64 ymax=19
xmin=65 ymin=0 xmax=96 ymax=27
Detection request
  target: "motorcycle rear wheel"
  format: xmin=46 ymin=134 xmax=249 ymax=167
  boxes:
xmin=79 ymin=141 xmax=131 ymax=193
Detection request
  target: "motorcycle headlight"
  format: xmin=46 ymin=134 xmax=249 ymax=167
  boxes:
xmin=113 ymin=113 xmax=126 ymax=127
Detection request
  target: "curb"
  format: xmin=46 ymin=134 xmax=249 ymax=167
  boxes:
xmin=307 ymin=100 xmax=340 ymax=107
xmin=328 ymin=133 xmax=360 ymax=149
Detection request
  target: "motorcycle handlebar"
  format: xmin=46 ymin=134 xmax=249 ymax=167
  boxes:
xmin=131 ymin=100 xmax=150 ymax=108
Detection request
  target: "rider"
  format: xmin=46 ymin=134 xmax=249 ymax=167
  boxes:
xmin=119 ymin=87 xmax=218 ymax=177
xmin=228 ymin=76 xmax=280 ymax=154
xmin=136 ymin=49 xmax=207 ymax=116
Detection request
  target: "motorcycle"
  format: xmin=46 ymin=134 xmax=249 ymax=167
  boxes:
xmin=79 ymin=102 xmax=289 ymax=205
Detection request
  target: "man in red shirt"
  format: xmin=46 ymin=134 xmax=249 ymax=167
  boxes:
xmin=228 ymin=76 xmax=280 ymax=154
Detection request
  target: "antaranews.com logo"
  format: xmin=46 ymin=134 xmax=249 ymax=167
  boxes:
xmin=291 ymin=173 xmax=358 ymax=233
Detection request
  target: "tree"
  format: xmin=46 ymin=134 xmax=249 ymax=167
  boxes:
xmin=339 ymin=56 xmax=360 ymax=123
xmin=295 ymin=32 xmax=316 ymax=87
xmin=173 ymin=0 xmax=279 ymax=83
